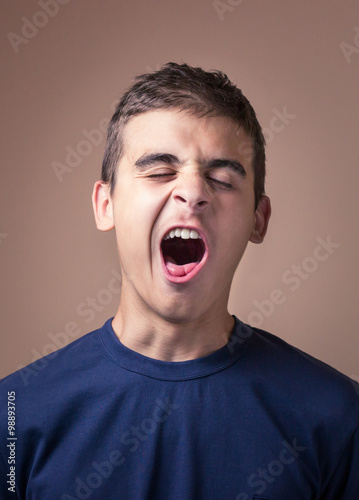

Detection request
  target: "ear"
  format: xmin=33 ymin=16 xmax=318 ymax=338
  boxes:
xmin=249 ymin=195 xmax=271 ymax=244
xmin=92 ymin=181 xmax=115 ymax=231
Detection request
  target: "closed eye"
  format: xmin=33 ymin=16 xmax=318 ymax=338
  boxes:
xmin=147 ymin=172 xmax=176 ymax=178
xmin=207 ymin=177 xmax=233 ymax=189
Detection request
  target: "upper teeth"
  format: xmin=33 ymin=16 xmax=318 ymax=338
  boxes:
xmin=164 ymin=228 xmax=202 ymax=240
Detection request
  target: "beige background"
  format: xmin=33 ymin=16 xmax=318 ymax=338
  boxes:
xmin=1 ymin=0 xmax=358 ymax=379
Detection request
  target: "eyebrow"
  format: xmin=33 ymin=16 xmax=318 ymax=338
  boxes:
xmin=135 ymin=153 xmax=180 ymax=169
xmin=134 ymin=152 xmax=247 ymax=178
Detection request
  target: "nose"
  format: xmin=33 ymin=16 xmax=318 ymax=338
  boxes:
xmin=172 ymin=170 xmax=212 ymax=212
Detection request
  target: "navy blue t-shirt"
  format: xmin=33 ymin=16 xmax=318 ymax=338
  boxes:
xmin=0 ymin=317 xmax=358 ymax=499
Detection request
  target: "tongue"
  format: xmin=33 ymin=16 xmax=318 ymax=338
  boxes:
xmin=165 ymin=258 xmax=198 ymax=277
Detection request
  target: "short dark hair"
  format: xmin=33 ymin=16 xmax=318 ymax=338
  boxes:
xmin=101 ymin=62 xmax=266 ymax=208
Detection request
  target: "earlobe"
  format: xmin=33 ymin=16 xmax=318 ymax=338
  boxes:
xmin=92 ymin=181 xmax=115 ymax=232
xmin=249 ymin=195 xmax=271 ymax=244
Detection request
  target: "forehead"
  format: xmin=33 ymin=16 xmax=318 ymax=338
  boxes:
xmin=121 ymin=109 xmax=253 ymax=162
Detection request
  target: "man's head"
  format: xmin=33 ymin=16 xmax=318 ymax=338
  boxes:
xmin=93 ymin=63 xmax=271 ymax=325
xmin=101 ymin=62 xmax=266 ymax=209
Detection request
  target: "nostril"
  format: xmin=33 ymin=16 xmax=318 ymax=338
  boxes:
xmin=175 ymin=195 xmax=187 ymax=203
xmin=173 ymin=183 xmax=210 ymax=208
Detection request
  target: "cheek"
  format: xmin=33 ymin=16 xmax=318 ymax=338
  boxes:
xmin=217 ymin=204 xmax=255 ymax=257
xmin=113 ymin=185 xmax=170 ymax=248
xmin=221 ymin=193 xmax=255 ymax=228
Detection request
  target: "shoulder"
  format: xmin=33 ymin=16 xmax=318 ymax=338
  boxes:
xmin=0 ymin=321 xmax=116 ymax=449
xmin=247 ymin=323 xmax=359 ymax=427
xmin=250 ymin=324 xmax=356 ymax=385
xmin=0 ymin=321 xmax=107 ymax=395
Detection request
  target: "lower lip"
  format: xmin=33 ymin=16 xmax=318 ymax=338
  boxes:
xmin=160 ymin=248 xmax=209 ymax=284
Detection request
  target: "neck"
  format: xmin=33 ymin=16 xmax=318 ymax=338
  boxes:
xmin=111 ymin=295 xmax=235 ymax=362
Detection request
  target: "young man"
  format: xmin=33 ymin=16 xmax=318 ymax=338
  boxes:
xmin=1 ymin=63 xmax=358 ymax=499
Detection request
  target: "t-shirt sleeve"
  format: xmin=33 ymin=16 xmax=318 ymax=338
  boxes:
xmin=319 ymin=415 xmax=359 ymax=499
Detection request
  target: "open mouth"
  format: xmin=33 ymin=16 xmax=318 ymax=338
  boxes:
xmin=161 ymin=228 xmax=206 ymax=278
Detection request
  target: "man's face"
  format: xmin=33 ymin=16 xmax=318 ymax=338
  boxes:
xmin=104 ymin=109 xmax=269 ymax=323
